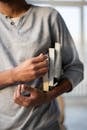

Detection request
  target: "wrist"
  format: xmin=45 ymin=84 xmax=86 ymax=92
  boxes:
xmin=11 ymin=67 xmax=19 ymax=83
xmin=46 ymin=79 xmax=72 ymax=101
xmin=45 ymin=91 xmax=54 ymax=102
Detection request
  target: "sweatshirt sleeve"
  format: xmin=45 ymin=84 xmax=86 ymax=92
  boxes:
xmin=50 ymin=9 xmax=84 ymax=89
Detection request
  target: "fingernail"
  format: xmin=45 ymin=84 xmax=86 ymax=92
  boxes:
xmin=39 ymin=53 xmax=43 ymax=56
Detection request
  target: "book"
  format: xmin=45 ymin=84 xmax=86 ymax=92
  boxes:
xmin=43 ymin=42 xmax=61 ymax=91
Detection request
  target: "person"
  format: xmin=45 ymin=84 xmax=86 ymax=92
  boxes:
xmin=0 ymin=0 xmax=83 ymax=130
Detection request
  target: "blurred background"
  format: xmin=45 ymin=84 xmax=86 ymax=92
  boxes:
xmin=27 ymin=1 xmax=87 ymax=130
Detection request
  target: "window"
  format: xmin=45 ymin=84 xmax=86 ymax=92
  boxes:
xmin=84 ymin=6 xmax=87 ymax=47
xmin=55 ymin=7 xmax=81 ymax=52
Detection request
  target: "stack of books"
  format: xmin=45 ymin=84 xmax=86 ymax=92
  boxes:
xmin=43 ymin=42 xmax=61 ymax=91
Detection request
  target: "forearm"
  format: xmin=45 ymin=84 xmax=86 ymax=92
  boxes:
xmin=0 ymin=68 xmax=16 ymax=89
xmin=47 ymin=79 xmax=72 ymax=101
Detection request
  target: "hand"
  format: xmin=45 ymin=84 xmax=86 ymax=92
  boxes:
xmin=13 ymin=84 xmax=50 ymax=107
xmin=13 ymin=54 xmax=48 ymax=83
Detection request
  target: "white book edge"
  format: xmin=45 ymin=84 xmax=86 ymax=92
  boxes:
xmin=55 ymin=42 xmax=61 ymax=79
xmin=48 ymin=48 xmax=55 ymax=87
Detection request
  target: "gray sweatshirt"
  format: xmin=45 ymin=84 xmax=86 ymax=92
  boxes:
xmin=0 ymin=5 xmax=83 ymax=130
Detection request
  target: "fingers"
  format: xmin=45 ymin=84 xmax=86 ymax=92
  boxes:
xmin=13 ymin=85 xmax=47 ymax=107
xmin=37 ymin=67 xmax=48 ymax=76
xmin=14 ymin=85 xmax=24 ymax=104
xmin=16 ymin=85 xmax=21 ymax=97
xmin=31 ymin=53 xmax=48 ymax=63
xmin=21 ymin=84 xmax=27 ymax=92
xmin=33 ymin=59 xmax=49 ymax=71
xmin=31 ymin=54 xmax=49 ymax=75
xmin=13 ymin=85 xmax=21 ymax=99
xmin=20 ymin=84 xmax=33 ymax=92
xmin=30 ymin=54 xmax=48 ymax=78
xmin=13 ymin=85 xmax=32 ymax=107
xmin=21 ymin=84 xmax=31 ymax=97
